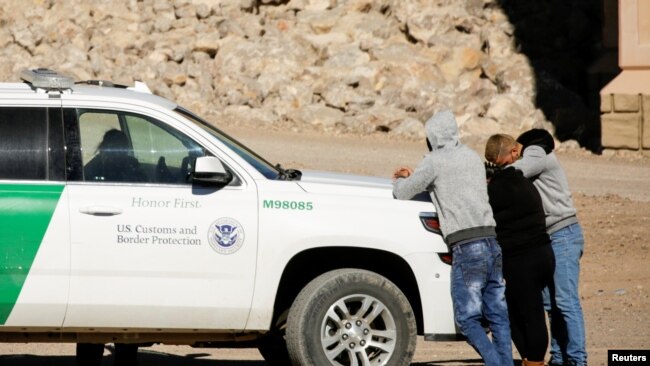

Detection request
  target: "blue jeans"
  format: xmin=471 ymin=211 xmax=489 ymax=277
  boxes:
xmin=543 ymin=223 xmax=587 ymax=366
xmin=451 ymin=237 xmax=513 ymax=366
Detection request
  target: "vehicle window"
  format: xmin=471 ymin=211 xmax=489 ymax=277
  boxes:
xmin=0 ymin=107 xmax=49 ymax=180
xmin=174 ymin=107 xmax=281 ymax=180
xmin=78 ymin=110 xmax=207 ymax=184
xmin=78 ymin=112 xmax=120 ymax=166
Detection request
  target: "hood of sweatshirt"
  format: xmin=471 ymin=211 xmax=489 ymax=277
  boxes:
xmin=425 ymin=110 xmax=459 ymax=150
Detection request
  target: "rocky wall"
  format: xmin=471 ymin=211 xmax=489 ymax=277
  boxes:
xmin=0 ymin=0 xmax=553 ymax=143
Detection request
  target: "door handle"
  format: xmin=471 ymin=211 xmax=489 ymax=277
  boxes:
xmin=79 ymin=206 xmax=124 ymax=216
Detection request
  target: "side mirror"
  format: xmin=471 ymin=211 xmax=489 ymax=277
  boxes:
xmin=192 ymin=156 xmax=233 ymax=185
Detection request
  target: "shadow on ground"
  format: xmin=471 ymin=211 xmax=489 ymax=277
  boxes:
xmin=411 ymin=360 xmax=484 ymax=366
xmin=0 ymin=353 xmax=486 ymax=366
xmin=0 ymin=351 xmax=492 ymax=366
xmin=0 ymin=353 xmax=266 ymax=366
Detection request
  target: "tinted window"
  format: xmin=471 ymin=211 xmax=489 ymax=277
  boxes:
xmin=77 ymin=109 xmax=207 ymax=184
xmin=48 ymin=108 xmax=65 ymax=181
xmin=0 ymin=108 xmax=48 ymax=180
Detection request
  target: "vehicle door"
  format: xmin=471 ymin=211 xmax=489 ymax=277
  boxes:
xmin=62 ymin=107 xmax=258 ymax=330
xmin=0 ymin=106 xmax=69 ymax=327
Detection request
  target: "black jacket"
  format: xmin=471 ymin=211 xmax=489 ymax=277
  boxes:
xmin=487 ymin=167 xmax=550 ymax=257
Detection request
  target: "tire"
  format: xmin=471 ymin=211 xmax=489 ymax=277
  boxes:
xmin=76 ymin=343 xmax=104 ymax=366
xmin=258 ymin=309 xmax=291 ymax=366
xmin=114 ymin=343 xmax=139 ymax=366
xmin=286 ymin=269 xmax=417 ymax=366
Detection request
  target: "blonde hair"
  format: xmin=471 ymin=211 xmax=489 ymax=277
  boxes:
xmin=485 ymin=134 xmax=516 ymax=163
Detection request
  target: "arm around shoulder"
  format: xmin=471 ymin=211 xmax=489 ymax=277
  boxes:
xmin=510 ymin=145 xmax=546 ymax=178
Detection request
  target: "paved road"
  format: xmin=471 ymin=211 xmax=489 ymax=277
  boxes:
xmin=560 ymin=155 xmax=650 ymax=202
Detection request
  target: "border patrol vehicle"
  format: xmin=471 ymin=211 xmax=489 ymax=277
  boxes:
xmin=0 ymin=69 xmax=456 ymax=365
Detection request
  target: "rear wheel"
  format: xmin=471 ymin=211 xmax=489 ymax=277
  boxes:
xmin=76 ymin=343 xmax=104 ymax=366
xmin=286 ymin=269 xmax=417 ymax=366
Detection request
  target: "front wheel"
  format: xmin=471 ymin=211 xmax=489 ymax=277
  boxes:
xmin=286 ymin=269 xmax=417 ymax=366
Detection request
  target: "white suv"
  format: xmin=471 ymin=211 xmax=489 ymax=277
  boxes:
xmin=0 ymin=69 xmax=456 ymax=366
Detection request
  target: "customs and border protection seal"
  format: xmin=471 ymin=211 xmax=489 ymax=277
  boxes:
xmin=208 ymin=218 xmax=245 ymax=254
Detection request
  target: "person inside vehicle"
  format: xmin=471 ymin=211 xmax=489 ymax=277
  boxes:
xmin=84 ymin=129 xmax=147 ymax=183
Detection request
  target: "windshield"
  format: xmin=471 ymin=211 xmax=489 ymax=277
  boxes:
xmin=174 ymin=107 xmax=280 ymax=179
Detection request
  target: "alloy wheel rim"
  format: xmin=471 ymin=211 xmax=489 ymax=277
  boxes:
xmin=320 ymin=294 xmax=397 ymax=366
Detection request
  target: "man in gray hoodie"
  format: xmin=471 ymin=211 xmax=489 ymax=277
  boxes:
xmin=393 ymin=110 xmax=512 ymax=366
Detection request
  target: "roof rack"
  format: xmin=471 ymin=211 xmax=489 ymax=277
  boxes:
xmin=76 ymin=79 xmax=153 ymax=94
xmin=76 ymin=80 xmax=129 ymax=88
xmin=20 ymin=68 xmax=74 ymax=90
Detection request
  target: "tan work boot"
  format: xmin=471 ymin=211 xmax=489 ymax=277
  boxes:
xmin=522 ymin=359 xmax=546 ymax=366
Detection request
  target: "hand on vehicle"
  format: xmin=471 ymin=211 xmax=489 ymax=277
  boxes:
xmin=393 ymin=167 xmax=413 ymax=180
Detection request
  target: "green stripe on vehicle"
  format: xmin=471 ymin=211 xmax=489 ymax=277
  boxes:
xmin=0 ymin=184 xmax=64 ymax=324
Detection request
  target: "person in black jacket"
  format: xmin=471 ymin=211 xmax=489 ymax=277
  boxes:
xmin=485 ymin=134 xmax=555 ymax=366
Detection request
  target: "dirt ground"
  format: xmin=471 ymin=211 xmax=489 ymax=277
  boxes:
xmin=1 ymin=126 xmax=648 ymax=366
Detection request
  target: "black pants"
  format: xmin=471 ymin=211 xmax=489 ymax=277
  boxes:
xmin=503 ymin=244 xmax=555 ymax=361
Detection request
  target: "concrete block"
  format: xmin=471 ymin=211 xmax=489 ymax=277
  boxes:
xmin=600 ymin=94 xmax=612 ymax=113
xmin=642 ymin=95 xmax=650 ymax=149
xmin=613 ymin=93 xmax=640 ymax=112
xmin=602 ymin=113 xmax=640 ymax=149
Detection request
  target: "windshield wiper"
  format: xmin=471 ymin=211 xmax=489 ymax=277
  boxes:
xmin=275 ymin=164 xmax=302 ymax=181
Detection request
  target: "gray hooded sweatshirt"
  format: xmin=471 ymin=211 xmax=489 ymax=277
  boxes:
xmin=393 ymin=110 xmax=496 ymax=246
xmin=510 ymin=145 xmax=578 ymax=234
